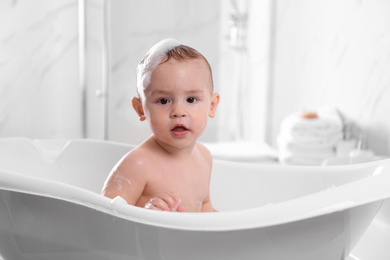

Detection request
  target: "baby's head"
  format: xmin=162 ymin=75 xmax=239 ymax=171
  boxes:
xmin=132 ymin=39 xmax=219 ymax=149
xmin=136 ymin=38 xmax=214 ymax=100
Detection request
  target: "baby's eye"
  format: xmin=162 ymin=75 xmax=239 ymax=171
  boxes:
xmin=158 ymin=98 xmax=170 ymax=105
xmin=186 ymin=97 xmax=197 ymax=103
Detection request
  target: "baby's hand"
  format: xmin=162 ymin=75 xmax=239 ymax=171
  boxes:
xmin=145 ymin=193 xmax=185 ymax=212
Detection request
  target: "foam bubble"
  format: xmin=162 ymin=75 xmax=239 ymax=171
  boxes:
xmin=136 ymin=38 xmax=181 ymax=99
xmin=111 ymin=196 xmax=128 ymax=207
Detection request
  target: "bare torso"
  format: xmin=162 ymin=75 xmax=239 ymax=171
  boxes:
xmin=102 ymin=136 xmax=213 ymax=212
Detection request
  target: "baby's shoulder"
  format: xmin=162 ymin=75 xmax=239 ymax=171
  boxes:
xmin=196 ymin=143 xmax=212 ymax=163
xmin=121 ymin=146 xmax=152 ymax=166
xmin=116 ymin=145 xmax=157 ymax=175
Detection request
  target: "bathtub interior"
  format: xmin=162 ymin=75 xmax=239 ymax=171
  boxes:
xmin=0 ymin=138 xmax=133 ymax=195
xmin=0 ymin=137 xmax=386 ymax=214
xmin=211 ymin=160 xmax=386 ymax=211
xmin=1 ymin=138 xmax=390 ymax=260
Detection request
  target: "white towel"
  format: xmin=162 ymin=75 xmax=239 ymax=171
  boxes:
xmin=280 ymin=107 xmax=343 ymax=138
xmin=277 ymin=132 xmax=343 ymax=151
xmin=277 ymin=107 xmax=343 ymax=165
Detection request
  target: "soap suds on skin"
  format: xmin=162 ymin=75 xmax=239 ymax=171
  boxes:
xmin=136 ymin=38 xmax=181 ymax=100
xmin=111 ymin=196 xmax=128 ymax=207
xmin=113 ymin=170 xmax=132 ymax=192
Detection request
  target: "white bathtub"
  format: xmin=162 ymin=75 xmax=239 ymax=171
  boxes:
xmin=0 ymin=138 xmax=389 ymax=260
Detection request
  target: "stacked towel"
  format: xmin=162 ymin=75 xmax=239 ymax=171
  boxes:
xmin=277 ymin=107 xmax=343 ymax=165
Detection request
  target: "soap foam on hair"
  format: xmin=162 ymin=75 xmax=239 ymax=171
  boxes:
xmin=136 ymin=38 xmax=180 ymax=99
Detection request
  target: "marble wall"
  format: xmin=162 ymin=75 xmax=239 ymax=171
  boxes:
xmin=217 ymin=0 xmax=272 ymax=143
xmin=2 ymin=0 xmax=270 ymax=145
xmin=269 ymin=0 xmax=390 ymax=155
xmin=3 ymin=0 xmax=389 ymax=156
xmin=0 ymin=0 xmax=82 ymax=139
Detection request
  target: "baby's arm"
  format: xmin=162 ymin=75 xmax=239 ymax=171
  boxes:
xmin=102 ymin=151 xmax=185 ymax=212
xmin=198 ymin=144 xmax=217 ymax=212
xmin=101 ymin=152 xmax=146 ymax=206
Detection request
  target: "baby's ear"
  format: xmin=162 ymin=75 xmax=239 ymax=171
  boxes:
xmin=132 ymin=97 xmax=146 ymax=121
xmin=209 ymin=93 xmax=220 ymax=118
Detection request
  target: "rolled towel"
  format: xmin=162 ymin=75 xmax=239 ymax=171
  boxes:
xmin=278 ymin=145 xmax=335 ymax=165
xmin=277 ymin=107 xmax=344 ymax=165
xmin=277 ymin=132 xmax=343 ymax=151
xmin=280 ymin=107 xmax=343 ymax=138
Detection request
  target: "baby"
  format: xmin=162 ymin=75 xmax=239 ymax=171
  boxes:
xmin=101 ymin=39 xmax=220 ymax=212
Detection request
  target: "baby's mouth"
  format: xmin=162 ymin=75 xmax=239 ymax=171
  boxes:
xmin=171 ymin=125 xmax=189 ymax=136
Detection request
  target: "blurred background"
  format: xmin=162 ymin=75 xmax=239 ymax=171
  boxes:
xmin=1 ymin=0 xmax=390 ymax=158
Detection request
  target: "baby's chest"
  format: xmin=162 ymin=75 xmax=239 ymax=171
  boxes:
xmin=147 ymin=163 xmax=210 ymax=199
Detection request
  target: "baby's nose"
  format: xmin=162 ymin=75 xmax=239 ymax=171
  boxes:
xmin=170 ymin=103 xmax=187 ymax=118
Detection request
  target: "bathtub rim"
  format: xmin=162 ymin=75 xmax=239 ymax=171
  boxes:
xmin=1 ymin=158 xmax=390 ymax=232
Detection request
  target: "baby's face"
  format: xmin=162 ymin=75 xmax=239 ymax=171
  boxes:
xmin=141 ymin=59 xmax=218 ymax=150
